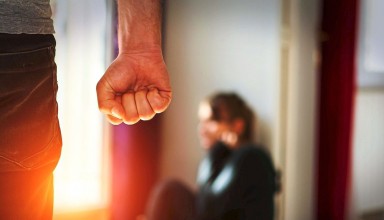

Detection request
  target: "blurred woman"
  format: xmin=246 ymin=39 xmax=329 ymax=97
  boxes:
xmin=142 ymin=92 xmax=277 ymax=220
xmin=196 ymin=92 xmax=277 ymax=220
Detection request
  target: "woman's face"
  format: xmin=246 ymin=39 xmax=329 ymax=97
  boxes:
xmin=197 ymin=102 xmax=232 ymax=150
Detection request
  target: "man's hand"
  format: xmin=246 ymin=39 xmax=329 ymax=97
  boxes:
xmin=96 ymin=49 xmax=172 ymax=125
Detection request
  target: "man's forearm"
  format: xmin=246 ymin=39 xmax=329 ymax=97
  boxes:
xmin=117 ymin=0 xmax=163 ymax=53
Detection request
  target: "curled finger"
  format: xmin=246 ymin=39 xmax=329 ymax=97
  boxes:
xmin=122 ymin=92 xmax=140 ymax=125
xmin=135 ymin=90 xmax=156 ymax=120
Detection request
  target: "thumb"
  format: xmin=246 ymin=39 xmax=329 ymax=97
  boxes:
xmin=98 ymin=99 xmax=125 ymax=120
xmin=96 ymin=79 xmax=125 ymax=122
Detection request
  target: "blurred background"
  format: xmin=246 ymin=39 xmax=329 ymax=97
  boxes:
xmin=50 ymin=0 xmax=384 ymax=219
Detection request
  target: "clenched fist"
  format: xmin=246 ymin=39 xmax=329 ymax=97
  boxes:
xmin=97 ymin=49 xmax=172 ymax=125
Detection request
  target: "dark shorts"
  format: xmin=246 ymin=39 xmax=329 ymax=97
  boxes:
xmin=0 ymin=34 xmax=62 ymax=219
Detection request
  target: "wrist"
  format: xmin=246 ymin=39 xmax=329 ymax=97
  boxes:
xmin=118 ymin=26 xmax=162 ymax=53
xmin=118 ymin=40 xmax=162 ymax=55
xmin=117 ymin=0 xmax=162 ymax=53
xmin=118 ymin=46 xmax=163 ymax=57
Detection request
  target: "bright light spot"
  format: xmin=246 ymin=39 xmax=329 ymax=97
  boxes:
xmin=212 ymin=165 xmax=234 ymax=194
xmin=52 ymin=0 xmax=110 ymax=214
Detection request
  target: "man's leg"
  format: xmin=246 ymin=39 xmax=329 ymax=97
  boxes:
xmin=0 ymin=34 xmax=62 ymax=219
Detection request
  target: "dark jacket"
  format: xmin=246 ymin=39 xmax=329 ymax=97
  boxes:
xmin=196 ymin=142 xmax=277 ymax=220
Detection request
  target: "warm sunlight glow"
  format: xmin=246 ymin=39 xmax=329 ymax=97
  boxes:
xmin=52 ymin=0 xmax=110 ymax=214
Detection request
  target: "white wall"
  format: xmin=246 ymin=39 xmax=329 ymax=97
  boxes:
xmin=352 ymin=0 xmax=384 ymax=217
xmin=353 ymin=91 xmax=384 ymax=214
xmin=160 ymin=0 xmax=281 ymax=188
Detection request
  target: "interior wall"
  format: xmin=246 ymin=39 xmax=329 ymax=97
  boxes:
xmin=160 ymin=0 xmax=281 ymax=189
xmin=353 ymin=91 xmax=384 ymax=215
xmin=352 ymin=0 xmax=384 ymax=217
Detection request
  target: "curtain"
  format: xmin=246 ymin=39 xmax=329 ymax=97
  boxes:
xmin=316 ymin=0 xmax=359 ymax=219
xmin=110 ymin=119 xmax=162 ymax=219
